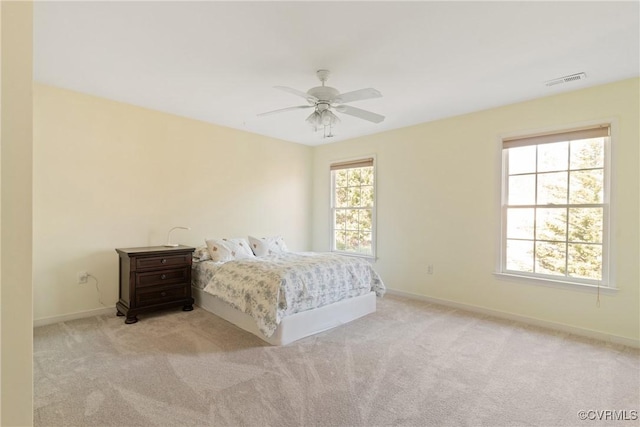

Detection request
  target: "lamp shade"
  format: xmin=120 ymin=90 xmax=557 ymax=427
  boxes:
xmin=305 ymin=111 xmax=321 ymax=129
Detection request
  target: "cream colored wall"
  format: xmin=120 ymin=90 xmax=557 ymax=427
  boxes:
xmin=31 ymin=78 xmax=640 ymax=341
xmin=1 ymin=1 xmax=34 ymax=425
xmin=33 ymin=83 xmax=312 ymax=321
xmin=312 ymin=78 xmax=640 ymax=343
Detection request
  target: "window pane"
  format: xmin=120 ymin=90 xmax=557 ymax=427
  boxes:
xmin=508 ymin=146 xmax=536 ymax=175
xmin=538 ymin=141 xmax=568 ymax=172
xmin=361 ymin=186 xmax=374 ymax=207
xmin=506 ymin=240 xmax=534 ymax=272
xmin=537 ymin=172 xmax=567 ymax=205
xmin=334 ymin=210 xmax=347 ymax=231
xmin=348 ymin=169 xmax=362 ymax=186
xmin=569 ymin=169 xmax=603 ymax=204
xmin=568 ymin=208 xmax=603 ymax=243
xmin=535 ymin=241 xmax=566 ymax=276
xmin=568 ymin=244 xmax=602 ymax=280
xmin=345 ymin=209 xmax=359 ymax=230
xmin=359 ymin=232 xmax=372 ymax=255
xmin=345 ymin=230 xmax=359 ymax=252
xmin=360 ymin=167 xmax=374 ymax=185
xmin=536 ymin=208 xmax=567 ymax=241
xmin=570 ymin=138 xmax=604 ymax=170
xmin=359 ymin=209 xmax=372 ymax=232
xmin=335 ymin=170 xmax=348 ymax=187
xmin=335 ymin=187 xmax=349 ymax=207
xmin=334 ymin=231 xmax=346 ymax=251
xmin=507 ymin=208 xmax=534 ymax=239
xmin=349 ymin=187 xmax=361 ymax=207
xmin=508 ymin=175 xmax=535 ymax=205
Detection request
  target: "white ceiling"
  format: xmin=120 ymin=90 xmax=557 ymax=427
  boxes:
xmin=34 ymin=1 xmax=640 ymax=146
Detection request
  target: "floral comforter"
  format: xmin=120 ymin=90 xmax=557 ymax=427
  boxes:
xmin=199 ymin=252 xmax=385 ymax=337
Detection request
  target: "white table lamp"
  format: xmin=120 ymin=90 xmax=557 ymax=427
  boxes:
xmin=164 ymin=226 xmax=190 ymax=247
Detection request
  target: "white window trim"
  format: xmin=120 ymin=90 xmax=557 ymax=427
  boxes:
xmin=493 ymin=272 xmax=618 ymax=294
xmin=329 ymin=154 xmax=377 ymax=260
xmin=495 ymin=119 xmax=616 ymax=289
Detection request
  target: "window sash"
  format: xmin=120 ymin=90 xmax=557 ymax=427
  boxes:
xmin=502 ymin=204 xmax=607 ymax=285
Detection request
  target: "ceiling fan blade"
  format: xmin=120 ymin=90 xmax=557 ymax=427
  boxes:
xmin=257 ymin=105 xmax=313 ymax=117
xmin=274 ymin=86 xmax=318 ymax=103
xmin=334 ymin=88 xmax=382 ymax=104
xmin=335 ymin=105 xmax=385 ymax=123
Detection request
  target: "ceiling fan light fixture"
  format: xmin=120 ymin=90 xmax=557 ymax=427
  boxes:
xmin=326 ymin=110 xmax=340 ymax=125
xmin=306 ymin=111 xmax=322 ymax=129
xmin=321 ymin=109 xmax=332 ymax=126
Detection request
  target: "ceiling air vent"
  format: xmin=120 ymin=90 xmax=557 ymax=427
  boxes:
xmin=545 ymin=72 xmax=587 ymax=87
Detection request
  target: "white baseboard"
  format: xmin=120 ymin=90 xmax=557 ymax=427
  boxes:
xmin=386 ymin=288 xmax=640 ymax=349
xmin=34 ymin=291 xmax=640 ymax=349
xmin=34 ymin=306 xmax=115 ymax=328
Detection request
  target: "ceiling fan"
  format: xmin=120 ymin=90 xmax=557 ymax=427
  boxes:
xmin=258 ymin=70 xmax=384 ymax=137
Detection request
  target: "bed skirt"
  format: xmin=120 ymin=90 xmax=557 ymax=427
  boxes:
xmin=192 ymin=286 xmax=376 ymax=346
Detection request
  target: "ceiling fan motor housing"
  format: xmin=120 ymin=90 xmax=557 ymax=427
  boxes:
xmin=307 ymin=86 xmax=340 ymax=104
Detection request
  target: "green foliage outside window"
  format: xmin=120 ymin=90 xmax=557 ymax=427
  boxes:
xmin=333 ymin=166 xmax=374 ymax=255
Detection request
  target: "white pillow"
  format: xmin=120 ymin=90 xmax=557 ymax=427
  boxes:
xmin=205 ymin=238 xmax=255 ymax=262
xmin=248 ymin=235 xmax=288 ymax=257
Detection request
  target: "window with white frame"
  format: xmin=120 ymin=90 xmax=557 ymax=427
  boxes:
xmin=330 ymin=158 xmax=375 ymax=256
xmin=500 ymin=125 xmax=611 ymax=286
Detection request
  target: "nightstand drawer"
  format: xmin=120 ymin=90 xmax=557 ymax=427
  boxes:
xmin=136 ymin=285 xmax=188 ymax=307
xmin=136 ymin=267 xmax=189 ymax=288
xmin=136 ymin=254 xmax=191 ymax=270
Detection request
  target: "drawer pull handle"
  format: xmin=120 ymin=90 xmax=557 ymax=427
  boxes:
xmin=161 ymin=291 xmax=167 ymax=297
xmin=161 ymin=259 xmax=167 ymax=264
xmin=161 ymin=274 xmax=167 ymax=280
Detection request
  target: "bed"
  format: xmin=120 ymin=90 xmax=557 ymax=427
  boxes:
xmin=191 ymin=248 xmax=385 ymax=345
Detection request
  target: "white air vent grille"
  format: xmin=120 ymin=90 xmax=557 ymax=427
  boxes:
xmin=545 ymin=72 xmax=587 ymax=87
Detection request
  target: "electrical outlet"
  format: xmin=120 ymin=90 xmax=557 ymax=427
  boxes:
xmin=77 ymin=271 xmax=88 ymax=284
xmin=427 ymin=265 xmax=434 ymax=275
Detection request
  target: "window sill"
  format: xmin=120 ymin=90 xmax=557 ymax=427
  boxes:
xmin=494 ymin=272 xmax=617 ymax=294
xmin=331 ymin=251 xmax=377 ymax=263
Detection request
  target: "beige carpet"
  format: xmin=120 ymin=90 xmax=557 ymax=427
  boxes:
xmin=34 ymin=295 xmax=639 ymax=427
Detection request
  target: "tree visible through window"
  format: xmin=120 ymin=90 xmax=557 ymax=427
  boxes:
xmin=331 ymin=158 xmax=375 ymax=256
xmin=501 ymin=125 xmax=610 ymax=286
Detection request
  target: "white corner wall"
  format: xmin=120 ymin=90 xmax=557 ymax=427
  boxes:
xmin=33 ymin=84 xmax=312 ymax=322
xmin=312 ymin=78 xmax=640 ymax=344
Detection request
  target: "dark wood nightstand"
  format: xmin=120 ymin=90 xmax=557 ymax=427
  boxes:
xmin=115 ymin=245 xmax=195 ymax=324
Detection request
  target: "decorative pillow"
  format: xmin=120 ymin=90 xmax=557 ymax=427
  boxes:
xmin=205 ymin=238 xmax=255 ymax=262
xmin=192 ymin=246 xmax=211 ymax=262
xmin=248 ymin=235 xmax=289 ymax=257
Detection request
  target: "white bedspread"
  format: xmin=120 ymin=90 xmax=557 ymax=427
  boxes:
xmin=199 ymin=252 xmax=385 ymax=337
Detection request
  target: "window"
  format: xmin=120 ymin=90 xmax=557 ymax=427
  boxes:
xmin=500 ymin=125 xmax=611 ymax=287
xmin=330 ymin=158 xmax=375 ymax=256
